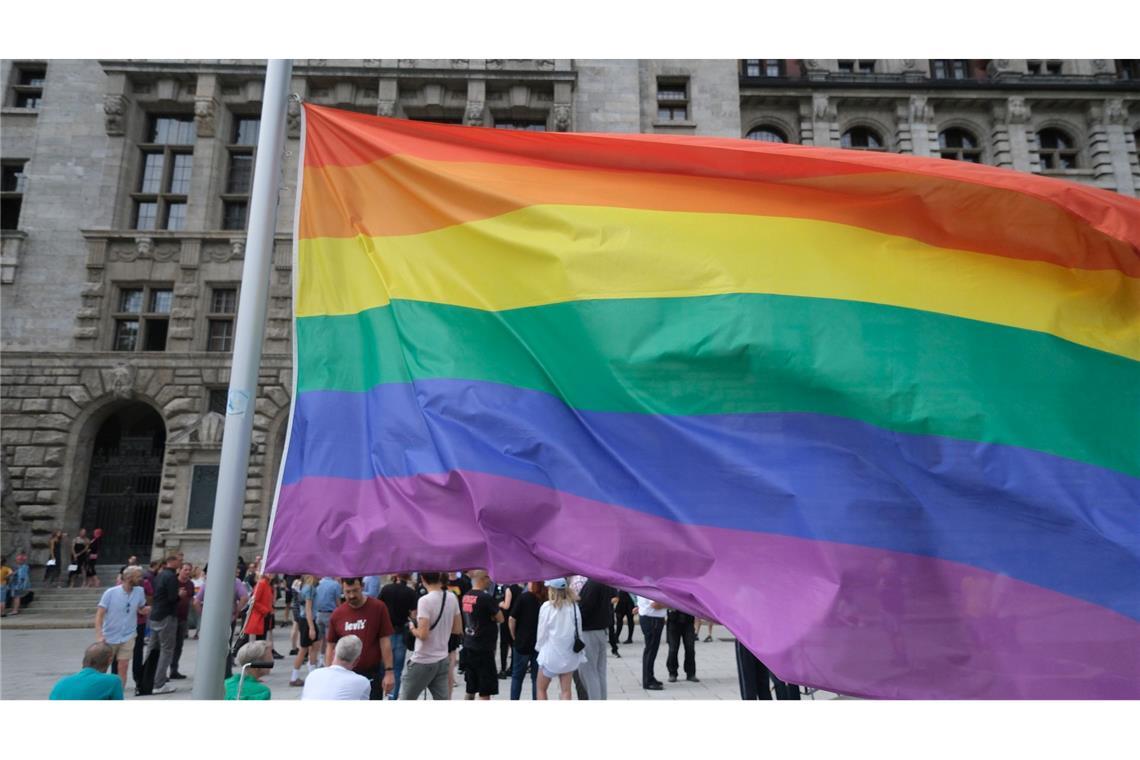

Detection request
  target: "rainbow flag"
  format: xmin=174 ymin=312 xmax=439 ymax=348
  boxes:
xmin=267 ymin=103 xmax=1140 ymax=699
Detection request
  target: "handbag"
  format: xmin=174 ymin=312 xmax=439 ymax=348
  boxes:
xmin=46 ymin=558 xmax=57 ymax=567
xmin=67 ymin=563 xmax=78 ymax=573
xmin=572 ymin=603 xmax=586 ymax=653
xmin=404 ymin=590 xmax=447 ymax=651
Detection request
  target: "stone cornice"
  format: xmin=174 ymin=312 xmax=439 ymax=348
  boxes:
xmin=98 ymin=60 xmax=578 ymax=83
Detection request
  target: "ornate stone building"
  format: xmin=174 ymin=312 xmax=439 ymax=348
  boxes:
xmin=2 ymin=59 xmax=1138 ymax=567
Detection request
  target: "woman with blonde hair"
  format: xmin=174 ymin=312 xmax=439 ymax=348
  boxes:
xmin=290 ymin=574 xmax=319 ymax=686
xmin=534 ymin=577 xmax=587 ymax=700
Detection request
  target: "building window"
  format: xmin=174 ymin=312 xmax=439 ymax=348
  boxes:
xmin=841 ymin=127 xmax=886 ymax=151
xmin=931 ymin=60 xmax=969 ymax=80
xmin=112 ymin=284 xmax=172 ymax=352
xmin=133 ymin=115 xmax=195 ymax=231
xmin=186 ymin=464 xmax=221 ymax=529
xmin=222 ymin=116 xmax=259 ymax=231
xmin=1037 ymin=128 xmax=1079 ymax=170
xmin=1 ymin=160 xmax=28 ymax=230
xmin=742 ymin=60 xmax=784 ymax=78
xmin=207 ymin=387 xmax=229 ymax=416
xmin=1117 ymin=60 xmax=1140 ymax=80
xmin=656 ymin=78 xmax=689 ymax=122
xmin=938 ymin=128 xmax=983 ymax=163
xmin=1026 ymin=60 xmax=1063 ymax=76
xmin=745 ymin=125 xmax=787 ymax=143
xmin=206 ymin=286 xmax=238 ymax=352
xmin=8 ymin=63 xmax=45 ymax=108
xmin=838 ymin=60 xmax=876 ymax=74
xmin=493 ymin=119 xmax=547 ymax=131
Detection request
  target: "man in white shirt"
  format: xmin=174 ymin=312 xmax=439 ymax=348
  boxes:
xmin=300 ymin=634 xmax=371 ymax=700
xmin=94 ymin=565 xmax=150 ymax=690
xmin=637 ymin=594 xmax=668 ymax=690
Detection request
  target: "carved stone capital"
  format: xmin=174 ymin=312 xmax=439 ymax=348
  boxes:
xmin=110 ymin=363 xmax=137 ymax=400
xmin=104 ymin=94 xmax=128 ymax=136
xmin=1103 ymin=98 xmax=1128 ymax=125
xmin=812 ymin=94 xmax=837 ymax=122
xmin=376 ymin=100 xmax=396 ymax=118
xmin=135 ymin=237 xmax=153 ymax=259
xmin=1006 ymin=96 xmax=1031 ymax=125
xmin=287 ymin=97 xmax=302 ymax=139
xmin=194 ymin=96 xmax=218 ymax=138
xmin=450 ymin=59 xmax=469 ymax=69
xmin=230 ymin=238 xmax=246 ymax=259
xmin=464 ymin=101 xmax=484 ymax=127
xmin=552 ymin=104 xmax=571 ymax=132
xmin=909 ymin=95 xmax=934 ymax=125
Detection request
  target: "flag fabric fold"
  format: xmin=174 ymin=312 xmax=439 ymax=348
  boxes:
xmin=267 ymin=103 xmax=1140 ymax=699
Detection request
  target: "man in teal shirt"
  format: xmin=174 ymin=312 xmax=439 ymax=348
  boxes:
xmin=50 ymin=642 xmax=124 ymax=700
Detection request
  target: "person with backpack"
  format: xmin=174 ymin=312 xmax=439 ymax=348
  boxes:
xmin=398 ymin=571 xmax=462 ymax=700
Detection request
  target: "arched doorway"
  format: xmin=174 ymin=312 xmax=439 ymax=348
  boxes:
xmin=80 ymin=403 xmax=166 ymax=565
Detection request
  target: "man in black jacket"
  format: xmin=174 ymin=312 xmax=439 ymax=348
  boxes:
xmin=143 ymin=555 xmax=181 ymax=695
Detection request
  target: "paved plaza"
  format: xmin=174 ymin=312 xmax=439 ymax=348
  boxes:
xmin=1 ymin=624 xmax=843 ymax=701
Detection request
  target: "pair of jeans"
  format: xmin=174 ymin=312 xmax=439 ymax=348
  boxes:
xmin=509 ymin=646 xmax=538 ymax=700
xmin=170 ymin=618 xmax=190 ymax=675
xmin=131 ymin=622 xmax=146 ymax=684
xmin=148 ymin=616 xmax=178 ymax=689
xmin=640 ymin=616 xmax=665 ymax=687
xmin=665 ymin=611 xmax=696 ymax=679
xmin=735 ymin=641 xmax=801 ymax=700
xmin=378 ymin=632 xmax=407 ymax=700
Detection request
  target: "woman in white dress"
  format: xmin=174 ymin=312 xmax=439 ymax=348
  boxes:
xmin=534 ymin=577 xmax=587 ymax=700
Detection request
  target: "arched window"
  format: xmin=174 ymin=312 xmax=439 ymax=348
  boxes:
xmin=1037 ymin=128 xmax=1079 ymax=170
xmin=745 ymin=125 xmax=787 ymax=143
xmin=841 ymin=127 xmax=885 ymax=151
xmin=938 ymin=128 xmax=983 ymax=163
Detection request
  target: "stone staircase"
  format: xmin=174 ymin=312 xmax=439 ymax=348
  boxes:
xmin=1 ymin=585 xmax=104 ymax=630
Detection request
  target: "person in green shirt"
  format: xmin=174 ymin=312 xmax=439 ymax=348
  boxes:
xmin=50 ymin=642 xmax=124 ymax=700
xmin=224 ymin=640 xmax=273 ymax=700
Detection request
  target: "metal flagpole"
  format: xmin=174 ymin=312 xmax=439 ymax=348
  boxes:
xmin=192 ymin=59 xmax=293 ymax=700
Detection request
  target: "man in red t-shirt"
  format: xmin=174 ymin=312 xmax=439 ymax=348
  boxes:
xmin=325 ymin=577 xmax=395 ymax=700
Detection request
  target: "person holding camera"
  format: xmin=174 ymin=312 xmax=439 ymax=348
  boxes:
xmin=399 ymin=571 xmax=462 ymax=700
xmin=534 ymin=577 xmax=587 ymax=700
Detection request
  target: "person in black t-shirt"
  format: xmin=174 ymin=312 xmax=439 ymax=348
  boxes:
xmin=507 ymin=581 xmax=546 ymax=700
xmin=494 ymin=582 xmax=521 ymax=678
xmin=577 ymin=578 xmax=617 ymax=699
xmin=378 ymin=574 xmax=419 ymax=699
xmin=459 ymin=569 xmax=502 ymax=699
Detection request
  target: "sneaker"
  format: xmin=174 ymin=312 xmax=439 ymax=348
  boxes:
xmin=289 ymin=679 xmax=305 ymax=687
xmin=168 ymin=672 xmax=187 ymax=680
xmin=153 ymin=685 xmax=177 ymax=695
xmin=686 ymin=676 xmax=701 ymax=683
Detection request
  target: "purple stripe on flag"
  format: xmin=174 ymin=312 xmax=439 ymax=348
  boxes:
xmin=267 ymin=470 xmax=1139 ymax=699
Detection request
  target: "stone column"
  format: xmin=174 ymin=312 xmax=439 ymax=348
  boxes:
xmin=187 ymin=74 xmax=222 ymax=230
xmin=800 ymin=94 xmax=837 ymax=147
xmin=992 ymin=96 xmax=1036 ymax=173
xmin=1087 ymin=99 xmax=1136 ymax=196
xmin=896 ymin=95 xmax=937 ymax=156
xmin=465 ymin=76 xmax=486 ymax=126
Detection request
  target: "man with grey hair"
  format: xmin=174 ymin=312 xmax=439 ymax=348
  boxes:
xmin=301 ymin=634 xmax=371 ymax=700
xmin=50 ymin=642 xmax=123 ymax=700
xmin=224 ymin=639 xmax=273 ymax=700
xmin=95 ymin=564 xmax=149 ymax=690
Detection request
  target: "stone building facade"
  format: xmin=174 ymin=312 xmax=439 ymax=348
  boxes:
xmin=2 ymin=58 xmax=1138 ymax=567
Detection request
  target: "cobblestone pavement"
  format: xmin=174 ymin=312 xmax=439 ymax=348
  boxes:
xmin=1 ymin=625 xmax=844 ymax=701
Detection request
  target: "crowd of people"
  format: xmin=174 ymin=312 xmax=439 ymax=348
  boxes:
xmin=46 ymin=559 xmax=801 ymax=701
